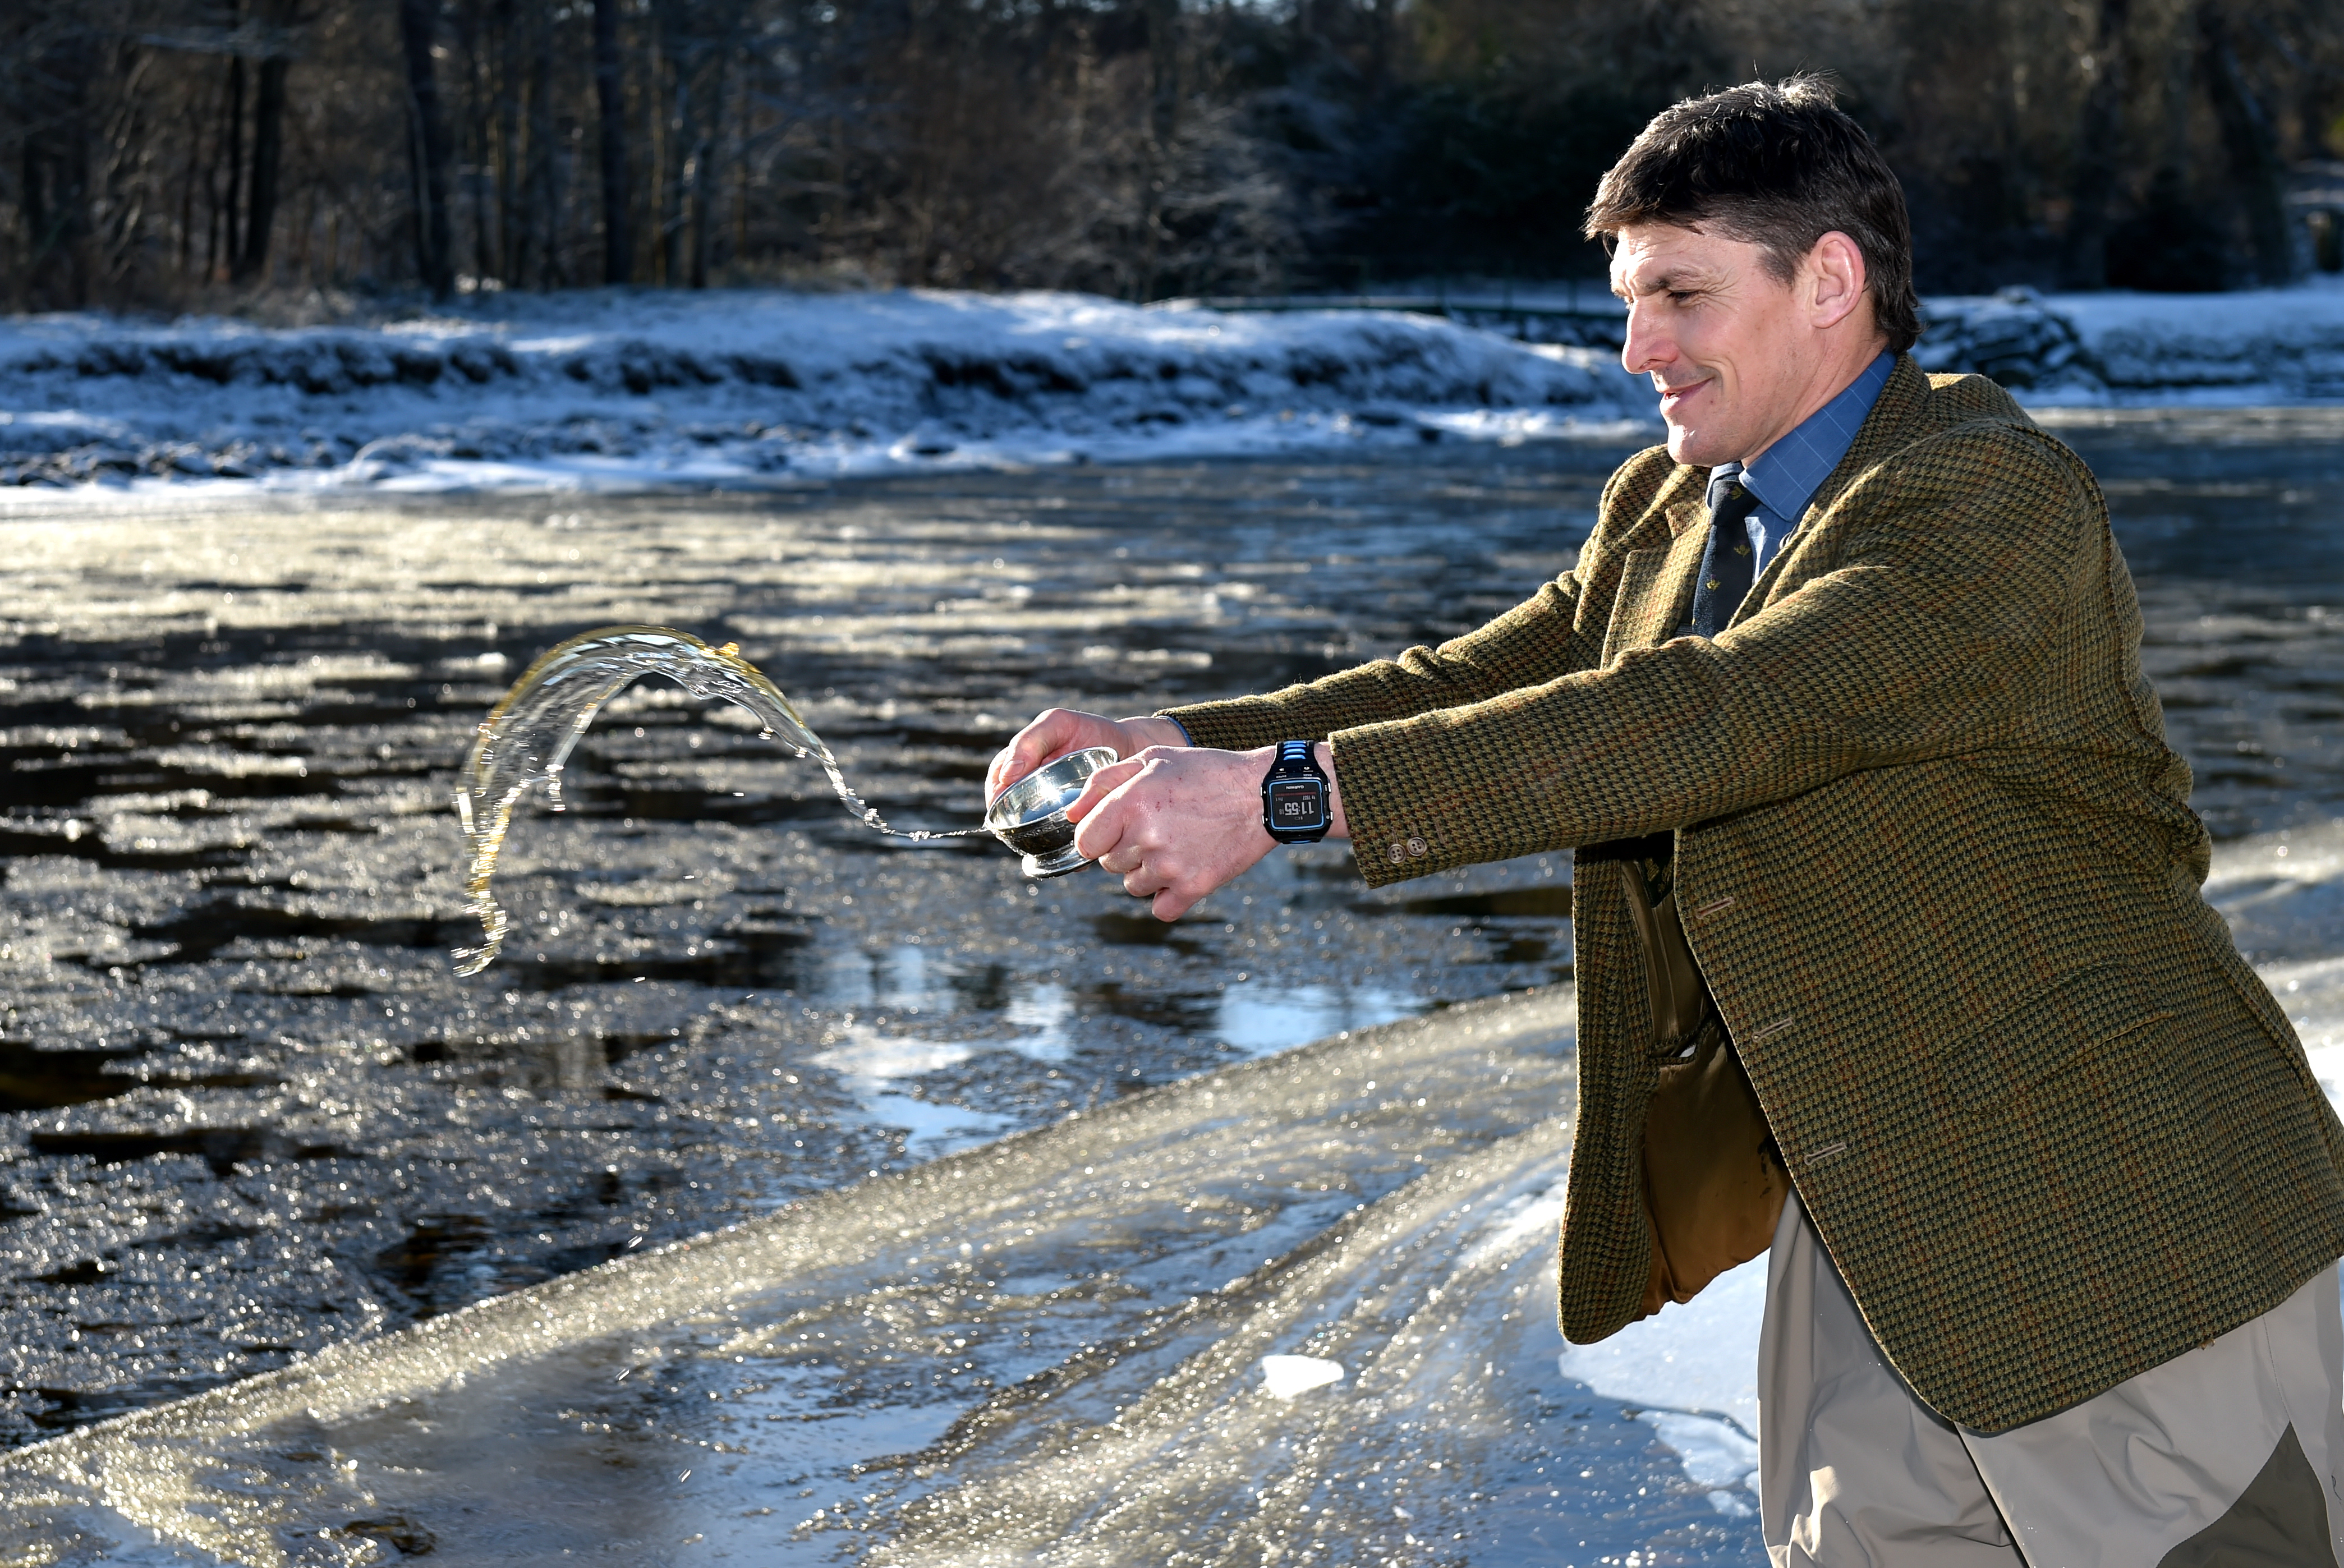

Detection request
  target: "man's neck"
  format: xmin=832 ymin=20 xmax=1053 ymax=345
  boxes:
xmin=1741 ymin=337 xmax=1891 ymax=467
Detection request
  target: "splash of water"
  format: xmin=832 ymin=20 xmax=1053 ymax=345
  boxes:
xmin=454 ymin=625 xmax=983 ymax=976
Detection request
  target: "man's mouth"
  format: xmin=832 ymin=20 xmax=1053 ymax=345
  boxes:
xmin=1653 ymin=376 xmax=1709 ymax=407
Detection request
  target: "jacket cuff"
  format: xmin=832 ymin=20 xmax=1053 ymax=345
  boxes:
xmin=1330 ymin=709 xmax=1531 ymax=888
xmin=1155 ymin=698 xmax=1322 ymax=755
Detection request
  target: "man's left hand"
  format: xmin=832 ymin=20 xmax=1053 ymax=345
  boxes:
xmin=1067 ymin=746 xmax=1276 ymax=921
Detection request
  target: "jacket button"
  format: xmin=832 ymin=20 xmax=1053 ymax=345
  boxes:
xmin=1405 ymin=836 xmax=1427 ymax=858
xmin=1387 ymin=842 xmax=1406 ymax=863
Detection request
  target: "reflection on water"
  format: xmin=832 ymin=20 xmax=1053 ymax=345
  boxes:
xmin=0 ymin=419 xmax=2337 ymax=1564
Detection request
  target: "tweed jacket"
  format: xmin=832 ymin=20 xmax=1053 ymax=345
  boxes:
xmin=1164 ymin=356 xmax=2344 ymax=1433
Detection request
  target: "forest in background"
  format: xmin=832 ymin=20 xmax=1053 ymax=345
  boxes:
xmin=3 ymin=0 xmax=2342 ymax=314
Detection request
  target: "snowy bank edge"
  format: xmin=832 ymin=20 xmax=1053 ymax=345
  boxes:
xmin=0 ymin=289 xmax=1656 ymax=496
xmin=10 ymin=279 xmax=2344 ymax=495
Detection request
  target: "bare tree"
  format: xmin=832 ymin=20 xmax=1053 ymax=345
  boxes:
xmin=398 ymin=0 xmax=456 ymax=297
xmin=2196 ymin=0 xmax=2295 ymax=286
xmin=2060 ymin=0 xmax=2130 ymax=289
xmin=232 ymin=0 xmax=298 ymax=282
xmin=591 ymin=0 xmax=631 ymax=284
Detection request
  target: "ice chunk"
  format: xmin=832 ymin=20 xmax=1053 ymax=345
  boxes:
xmin=1641 ymin=1410 xmax=1760 ymax=1515
xmin=1555 ymin=1252 xmax=1765 ymax=1434
xmin=811 ymin=1031 xmax=975 ymax=1081
xmin=1260 ymin=1355 xmax=1345 ymax=1399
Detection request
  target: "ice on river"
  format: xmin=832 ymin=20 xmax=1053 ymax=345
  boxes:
xmin=10 ymin=278 xmax=2344 ymax=493
xmin=1260 ymin=1354 xmax=1346 ymax=1399
xmin=4 ymin=809 xmax=2336 ymax=1566
xmin=0 ymin=990 xmax=1658 ymax=1566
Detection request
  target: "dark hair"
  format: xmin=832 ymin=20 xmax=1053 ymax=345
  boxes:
xmin=1584 ymin=76 xmax=1922 ymax=353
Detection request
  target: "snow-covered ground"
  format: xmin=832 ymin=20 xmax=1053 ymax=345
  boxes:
xmin=8 ymin=277 xmax=2344 ymax=495
xmin=0 ymin=289 xmax=1646 ymax=493
xmin=1917 ymin=277 xmax=2344 ymax=400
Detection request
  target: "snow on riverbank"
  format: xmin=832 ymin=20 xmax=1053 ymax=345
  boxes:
xmin=0 ymin=289 xmax=1644 ymax=493
xmin=8 ymin=278 xmax=2344 ymax=493
xmin=1916 ymin=278 xmax=2344 ymax=399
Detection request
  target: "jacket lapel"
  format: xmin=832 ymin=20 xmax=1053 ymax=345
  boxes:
xmin=1602 ymin=499 xmax=1712 ymax=664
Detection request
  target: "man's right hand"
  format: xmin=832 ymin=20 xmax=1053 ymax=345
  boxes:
xmin=985 ymin=709 xmax=1189 ymax=800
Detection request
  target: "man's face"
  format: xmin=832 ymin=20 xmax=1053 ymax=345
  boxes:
xmin=1611 ymin=222 xmax=1827 ymax=468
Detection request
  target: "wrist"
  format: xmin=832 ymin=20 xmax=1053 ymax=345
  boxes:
xmin=1119 ymin=714 xmax=1192 ymax=752
xmin=1257 ymin=740 xmax=1348 ymax=844
xmin=1312 ymin=742 xmax=1349 ymax=840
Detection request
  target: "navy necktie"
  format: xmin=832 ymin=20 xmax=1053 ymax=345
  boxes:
xmin=1689 ymin=465 xmax=1763 ymax=638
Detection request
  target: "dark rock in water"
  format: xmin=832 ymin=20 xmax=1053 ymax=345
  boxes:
xmin=0 ymin=1041 xmax=145 ymax=1112
xmin=1915 ymin=289 xmax=2093 ymax=390
xmin=342 ymin=1515 xmax=437 ymax=1557
xmin=27 ymin=1127 xmax=267 ymax=1179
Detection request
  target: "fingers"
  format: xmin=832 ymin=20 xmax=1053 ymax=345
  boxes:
xmin=1064 ymin=757 xmax=1144 ymax=825
xmin=1033 ymin=743 xmax=1275 ymax=925
xmin=1151 ymin=885 xmax=1202 ymax=922
xmin=986 ymin=709 xmax=1080 ymax=799
xmin=985 ymin=709 xmax=1148 ymax=799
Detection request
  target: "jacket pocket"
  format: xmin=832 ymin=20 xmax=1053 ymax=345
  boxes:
xmin=1939 ymin=962 xmax=2175 ymax=1114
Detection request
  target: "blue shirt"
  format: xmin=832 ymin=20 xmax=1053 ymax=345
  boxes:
xmin=1712 ymin=351 xmax=1894 ymax=578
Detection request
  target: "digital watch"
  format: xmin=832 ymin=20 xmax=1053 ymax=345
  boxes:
xmin=1261 ymin=740 xmax=1331 ymax=844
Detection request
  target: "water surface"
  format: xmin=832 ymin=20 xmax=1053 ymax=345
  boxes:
xmin=0 ymin=420 xmax=2337 ymax=1564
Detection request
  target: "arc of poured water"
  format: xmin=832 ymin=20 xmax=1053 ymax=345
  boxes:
xmin=454 ymin=624 xmax=983 ymax=977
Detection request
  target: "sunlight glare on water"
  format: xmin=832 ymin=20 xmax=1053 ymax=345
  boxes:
xmin=0 ymin=991 xmax=1671 ymax=1567
xmin=0 ymin=420 xmax=2337 ymax=1565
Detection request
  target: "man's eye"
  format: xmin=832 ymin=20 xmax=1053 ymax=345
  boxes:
xmin=1668 ymin=290 xmax=1695 ymax=304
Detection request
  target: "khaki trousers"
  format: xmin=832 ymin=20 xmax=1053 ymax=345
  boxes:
xmin=1760 ymin=1195 xmax=2344 ymax=1568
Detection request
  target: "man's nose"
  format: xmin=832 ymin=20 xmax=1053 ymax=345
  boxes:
xmin=1620 ymin=300 xmax=1672 ymax=377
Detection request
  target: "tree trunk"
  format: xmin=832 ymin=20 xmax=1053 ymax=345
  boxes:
xmin=1140 ymin=0 xmax=1179 ymax=300
xmin=656 ymin=12 xmax=686 ymax=289
xmin=528 ymin=0 xmax=562 ymax=288
xmin=2195 ymin=0 xmax=2294 ymax=287
xmin=499 ymin=0 xmax=528 ymax=286
xmin=177 ymin=98 xmax=198 ymax=275
xmin=19 ymin=34 xmax=97 ymax=310
xmin=2058 ymin=0 xmax=2128 ymax=290
xmin=233 ymin=52 xmax=290 ymax=283
xmin=1145 ymin=0 xmax=1178 ymax=150
xmin=399 ymin=0 xmax=457 ymax=298
xmin=22 ymin=145 xmax=94 ymax=311
xmin=224 ymin=52 xmax=247 ymax=270
xmin=592 ymin=0 xmax=632 ymax=285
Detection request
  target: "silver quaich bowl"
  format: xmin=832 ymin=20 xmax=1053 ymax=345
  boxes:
xmin=985 ymin=745 xmax=1120 ymax=879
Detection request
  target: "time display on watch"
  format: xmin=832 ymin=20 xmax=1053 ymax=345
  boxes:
xmin=1268 ymin=779 xmax=1327 ymax=830
xmin=1261 ymin=740 xmax=1331 ymax=844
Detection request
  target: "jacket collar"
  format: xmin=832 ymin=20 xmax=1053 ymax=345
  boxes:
xmin=1721 ymin=354 xmax=1932 ymax=631
xmin=1798 ymin=352 xmax=1932 ymax=526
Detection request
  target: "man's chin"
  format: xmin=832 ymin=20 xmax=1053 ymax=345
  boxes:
xmin=1662 ymin=422 xmax=1732 ymax=467
xmin=1669 ymin=412 xmax=1744 ymax=468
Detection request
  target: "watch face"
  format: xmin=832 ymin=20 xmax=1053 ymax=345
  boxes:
xmin=1267 ymin=779 xmax=1326 ymax=830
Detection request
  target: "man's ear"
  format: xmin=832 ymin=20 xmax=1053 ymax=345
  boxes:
xmin=1807 ymin=232 xmax=1869 ymax=332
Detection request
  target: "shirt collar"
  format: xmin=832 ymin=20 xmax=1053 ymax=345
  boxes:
xmin=1735 ymin=351 xmax=1895 ymax=525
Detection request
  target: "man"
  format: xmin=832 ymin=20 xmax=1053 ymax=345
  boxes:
xmin=986 ymin=78 xmax=2344 ymax=1566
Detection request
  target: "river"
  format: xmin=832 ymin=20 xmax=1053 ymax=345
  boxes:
xmin=0 ymin=411 xmax=2337 ymax=1565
